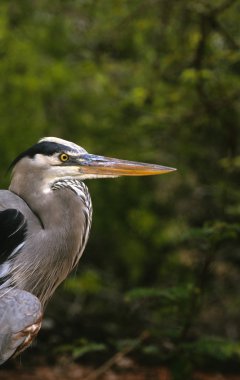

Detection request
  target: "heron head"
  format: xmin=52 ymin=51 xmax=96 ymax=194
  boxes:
xmin=10 ymin=137 xmax=176 ymax=183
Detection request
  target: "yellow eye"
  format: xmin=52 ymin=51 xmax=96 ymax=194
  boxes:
xmin=59 ymin=153 xmax=69 ymax=162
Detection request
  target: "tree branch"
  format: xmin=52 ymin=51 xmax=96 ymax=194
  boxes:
xmin=83 ymin=332 xmax=149 ymax=380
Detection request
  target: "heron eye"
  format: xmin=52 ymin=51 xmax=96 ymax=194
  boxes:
xmin=59 ymin=153 xmax=69 ymax=162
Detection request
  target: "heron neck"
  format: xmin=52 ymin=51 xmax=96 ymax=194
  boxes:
xmin=9 ymin=174 xmax=82 ymax=230
xmin=9 ymin=171 xmax=92 ymax=305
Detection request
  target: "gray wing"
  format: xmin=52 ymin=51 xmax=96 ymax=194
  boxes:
xmin=0 ymin=190 xmax=42 ymax=286
xmin=0 ymin=288 xmax=42 ymax=364
xmin=0 ymin=191 xmax=43 ymax=364
xmin=0 ymin=195 xmax=28 ymax=286
xmin=0 ymin=208 xmax=27 ymax=266
xmin=0 ymin=190 xmax=41 ymax=233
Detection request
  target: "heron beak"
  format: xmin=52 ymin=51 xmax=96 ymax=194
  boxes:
xmin=77 ymin=154 xmax=176 ymax=177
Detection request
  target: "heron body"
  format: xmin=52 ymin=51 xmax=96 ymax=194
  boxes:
xmin=0 ymin=137 xmax=175 ymax=364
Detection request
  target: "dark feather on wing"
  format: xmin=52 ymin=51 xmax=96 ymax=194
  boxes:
xmin=0 ymin=209 xmax=27 ymax=265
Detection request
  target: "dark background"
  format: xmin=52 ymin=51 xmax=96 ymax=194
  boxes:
xmin=0 ymin=0 xmax=240 ymax=378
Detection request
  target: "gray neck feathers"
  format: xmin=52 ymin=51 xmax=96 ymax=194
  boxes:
xmin=51 ymin=179 xmax=92 ymax=211
xmin=8 ymin=178 xmax=92 ymax=306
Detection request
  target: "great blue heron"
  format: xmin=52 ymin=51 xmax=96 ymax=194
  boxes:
xmin=0 ymin=137 xmax=176 ymax=364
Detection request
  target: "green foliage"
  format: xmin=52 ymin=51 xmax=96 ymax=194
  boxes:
xmin=56 ymin=338 xmax=107 ymax=360
xmin=0 ymin=0 xmax=239 ymax=377
xmin=65 ymin=269 xmax=104 ymax=295
xmin=125 ymin=285 xmax=195 ymax=304
xmin=182 ymin=336 xmax=240 ymax=361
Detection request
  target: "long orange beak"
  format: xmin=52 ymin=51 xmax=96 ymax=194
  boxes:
xmin=77 ymin=154 xmax=176 ymax=177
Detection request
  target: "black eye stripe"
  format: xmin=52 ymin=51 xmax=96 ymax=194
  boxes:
xmin=9 ymin=142 xmax=80 ymax=170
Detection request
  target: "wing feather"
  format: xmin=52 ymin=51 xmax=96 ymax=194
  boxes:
xmin=0 ymin=209 xmax=27 ymax=265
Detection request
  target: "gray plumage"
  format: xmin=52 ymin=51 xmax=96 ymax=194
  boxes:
xmin=0 ymin=137 xmax=175 ymax=364
xmin=5 ymin=180 xmax=92 ymax=305
xmin=0 ymin=288 xmax=42 ymax=364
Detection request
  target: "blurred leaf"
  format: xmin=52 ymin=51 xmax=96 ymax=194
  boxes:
xmin=72 ymin=342 xmax=107 ymax=359
xmin=125 ymin=285 xmax=195 ymax=304
xmin=182 ymin=337 xmax=240 ymax=361
xmin=65 ymin=269 xmax=104 ymax=295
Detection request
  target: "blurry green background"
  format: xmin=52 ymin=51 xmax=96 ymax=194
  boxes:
xmin=0 ymin=0 xmax=240 ymax=377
